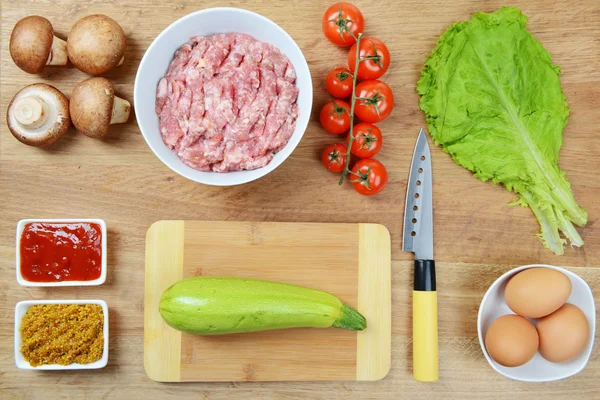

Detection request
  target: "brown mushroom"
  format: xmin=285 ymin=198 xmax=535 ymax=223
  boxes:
xmin=67 ymin=15 xmax=126 ymax=75
xmin=10 ymin=16 xmax=68 ymax=74
xmin=7 ymin=83 xmax=71 ymax=146
xmin=70 ymin=77 xmax=130 ymax=138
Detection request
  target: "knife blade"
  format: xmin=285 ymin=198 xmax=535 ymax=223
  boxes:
xmin=403 ymin=128 xmax=434 ymax=260
xmin=403 ymin=128 xmax=438 ymax=382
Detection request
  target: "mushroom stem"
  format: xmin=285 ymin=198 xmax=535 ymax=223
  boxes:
xmin=13 ymin=96 xmax=48 ymax=129
xmin=111 ymin=96 xmax=131 ymax=124
xmin=117 ymin=56 xmax=124 ymax=67
xmin=47 ymin=36 xmax=68 ymax=66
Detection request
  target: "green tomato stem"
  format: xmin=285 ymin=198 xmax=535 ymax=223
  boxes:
xmin=339 ymin=33 xmax=363 ymax=185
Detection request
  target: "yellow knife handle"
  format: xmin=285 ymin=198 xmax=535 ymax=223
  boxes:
xmin=413 ymin=260 xmax=438 ymax=382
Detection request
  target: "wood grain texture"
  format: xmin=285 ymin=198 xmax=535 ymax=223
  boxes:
xmin=144 ymin=220 xmax=184 ymax=382
xmin=144 ymin=221 xmax=390 ymax=382
xmin=357 ymin=224 xmax=392 ymax=381
xmin=1 ymin=0 xmax=599 ymax=398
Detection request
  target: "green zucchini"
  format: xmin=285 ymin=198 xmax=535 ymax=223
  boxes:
xmin=159 ymin=277 xmax=366 ymax=335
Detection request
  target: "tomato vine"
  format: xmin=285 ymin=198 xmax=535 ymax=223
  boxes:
xmin=339 ymin=32 xmax=362 ymax=185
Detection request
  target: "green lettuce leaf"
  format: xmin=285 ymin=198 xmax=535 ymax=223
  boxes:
xmin=417 ymin=7 xmax=587 ymax=255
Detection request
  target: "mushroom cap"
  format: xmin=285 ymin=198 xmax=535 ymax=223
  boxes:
xmin=7 ymin=83 xmax=70 ymax=146
xmin=70 ymin=77 xmax=115 ymax=138
xmin=67 ymin=15 xmax=126 ymax=75
xmin=10 ymin=16 xmax=54 ymax=74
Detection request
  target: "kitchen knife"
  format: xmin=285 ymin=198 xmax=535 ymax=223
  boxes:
xmin=403 ymin=128 xmax=438 ymax=382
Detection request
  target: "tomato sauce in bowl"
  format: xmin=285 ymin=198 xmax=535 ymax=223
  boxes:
xmin=20 ymin=222 xmax=103 ymax=282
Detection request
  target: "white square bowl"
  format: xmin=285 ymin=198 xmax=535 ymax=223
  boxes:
xmin=15 ymin=299 xmax=109 ymax=370
xmin=16 ymin=219 xmax=107 ymax=287
xmin=477 ymin=264 xmax=596 ymax=382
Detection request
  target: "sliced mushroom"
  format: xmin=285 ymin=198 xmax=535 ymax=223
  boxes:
xmin=67 ymin=15 xmax=126 ymax=75
xmin=10 ymin=16 xmax=68 ymax=74
xmin=70 ymin=77 xmax=130 ymax=138
xmin=7 ymin=83 xmax=71 ymax=146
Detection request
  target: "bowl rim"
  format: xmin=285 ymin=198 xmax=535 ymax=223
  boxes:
xmin=133 ymin=7 xmax=313 ymax=186
xmin=477 ymin=264 xmax=596 ymax=382
xmin=15 ymin=219 xmax=107 ymax=287
xmin=14 ymin=299 xmax=109 ymax=370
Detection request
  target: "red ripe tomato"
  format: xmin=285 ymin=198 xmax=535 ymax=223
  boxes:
xmin=347 ymin=123 xmax=382 ymax=158
xmin=354 ymin=80 xmax=394 ymax=123
xmin=322 ymin=3 xmax=365 ymax=47
xmin=325 ymin=67 xmax=353 ymax=99
xmin=350 ymin=158 xmax=388 ymax=196
xmin=321 ymin=143 xmax=348 ymax=173
xmin=320 ymin=100 xmax=351 ymax=134
xmin=348 ymin=38 xmax=390 ymax=80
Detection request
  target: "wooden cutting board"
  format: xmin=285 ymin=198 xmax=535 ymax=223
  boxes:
xmin=143 ymin=221 xmax=391 ymax=382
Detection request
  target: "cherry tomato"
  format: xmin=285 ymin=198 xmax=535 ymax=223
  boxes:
xmin=354 ymin=80 xmax=394 ymax=123
xmin=322 ymin=3 xmax=365 ymax=47
xmin=348 ymin=38 xmax=390 ymax=80
xmin=320 ymin=100 xmax=351 ymax=134
xmin=350 ymin=158 xmax=388 ymax=196
xmin=347 ymin=123 xmax=382 ymax=158
xmin=321 ymin=143 xmax=348 ymax=173
xmin=325 ymin=67 xmax=353 ymax=99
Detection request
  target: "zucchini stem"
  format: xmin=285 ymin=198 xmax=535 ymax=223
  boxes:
xmin=333 ymin=304 xmax=367 ymax=331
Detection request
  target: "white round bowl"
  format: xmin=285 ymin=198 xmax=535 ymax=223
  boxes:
xmin=478 ymin=264 xmax=596 ymax=382
xmin=134 ymin=8 xmax=312 ymax=186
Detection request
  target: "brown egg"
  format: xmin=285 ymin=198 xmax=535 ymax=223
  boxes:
xmin=537 ymin=303 xmax=589 ymax=363
xmin=485 ymin=314 xmax=539 ymax=367
xmin=505 ymin=268 xmax=572 ymax=318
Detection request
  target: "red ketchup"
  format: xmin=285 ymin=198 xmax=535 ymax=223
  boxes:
xmin=20 ymin=222 xmax=102 ymax=282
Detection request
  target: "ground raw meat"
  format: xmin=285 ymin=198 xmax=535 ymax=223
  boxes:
xmin=156 ymin=33 xmax=300 ymax=172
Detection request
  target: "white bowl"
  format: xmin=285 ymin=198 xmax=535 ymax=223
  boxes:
xmin=16 ymin=219 xmax=107 ymax=287
xmin=478 ymin=264 xmax=596 ymax=382
xmin=15 ymin=299 xmax=109 ymax=370
xmin=134 ymin=7 xmax=313 ymax=186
